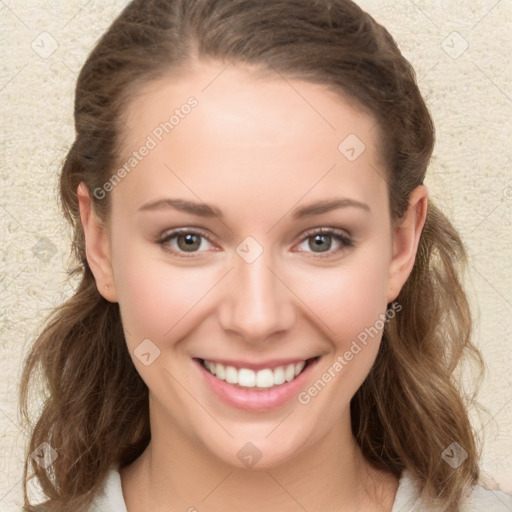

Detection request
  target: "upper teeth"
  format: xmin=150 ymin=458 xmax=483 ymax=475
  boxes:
xmin=203 ymin=360 xmax=306 ymax=389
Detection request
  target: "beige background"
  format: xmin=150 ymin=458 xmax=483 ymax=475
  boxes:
xmin=1 ymin=1 xmax=511 ymax=510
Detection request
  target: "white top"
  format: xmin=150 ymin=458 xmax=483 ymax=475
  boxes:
xmin=90 ymin=466 xmax=512 ymax=511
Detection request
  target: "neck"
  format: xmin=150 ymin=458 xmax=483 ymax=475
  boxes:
xmin=120 ymin=401 xmax=398 ymax=512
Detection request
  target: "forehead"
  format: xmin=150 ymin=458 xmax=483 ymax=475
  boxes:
xmin=122 ymin=61 xmax=378 ymax=150
xmin=114 ymin=61 xmax=388 ymax=215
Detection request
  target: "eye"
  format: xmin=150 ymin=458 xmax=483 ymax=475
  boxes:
xmin=295 ymin=228 xmax=353 ymax=256
xmin=159 ymin=229 xmax=216 ymax=256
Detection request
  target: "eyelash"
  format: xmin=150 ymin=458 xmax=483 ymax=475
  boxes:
xmin=158 ymin=227 xmax=354 ymax=258
xmin=297 ymin=227 xmax=354 ymax=257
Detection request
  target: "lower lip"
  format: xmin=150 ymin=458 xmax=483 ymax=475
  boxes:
xmin=195 ymin=358 xmax=318 ymax=412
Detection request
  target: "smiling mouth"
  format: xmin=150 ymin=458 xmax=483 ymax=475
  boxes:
xmin=199 ymin=357 xmax=317 ymax=390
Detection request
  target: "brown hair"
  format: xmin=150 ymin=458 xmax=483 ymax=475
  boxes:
xmin=20 ymin=1 xmax=485 ymax=511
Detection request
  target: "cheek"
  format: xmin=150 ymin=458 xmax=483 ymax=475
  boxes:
xmin=292 ymin=248 xmax=391 ymax=345
xmin=290 ymin=254 xmax=392 ymax=426
xmin=110 ymin=243 xmax=222 ymax=349
xmin=291 ymin=246 xmax=392 ymax=394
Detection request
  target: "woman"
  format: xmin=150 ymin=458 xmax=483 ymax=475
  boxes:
xmin=20 ymin=1 xmax=512 ymax=511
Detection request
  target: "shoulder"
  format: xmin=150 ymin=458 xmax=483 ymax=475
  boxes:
xmin=392 ymin=469 xmax=512 ymax=511
xmin=463 ymin=482 xmax=512 ymax=511
xmin=89 ymin=465 xmax=127 ymax=512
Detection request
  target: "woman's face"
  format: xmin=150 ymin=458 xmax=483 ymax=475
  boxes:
xmin=83 ymin=61 xmax=424 ymax=469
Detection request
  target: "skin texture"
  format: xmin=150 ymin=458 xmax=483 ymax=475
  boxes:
xmin=78 ymin=61 xmax=428 ymax=511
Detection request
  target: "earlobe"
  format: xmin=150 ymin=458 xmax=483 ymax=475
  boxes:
xmin=386 ymin=185 xmax=429 ymax=303
xmin=77 ymin=183 xmax=118 ymax=302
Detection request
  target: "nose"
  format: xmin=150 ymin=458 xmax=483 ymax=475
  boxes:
xmin=217 ymin=249 xmax=296 ymax=344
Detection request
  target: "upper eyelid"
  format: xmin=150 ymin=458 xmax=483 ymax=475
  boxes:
xmin=158 ymin=228 xmax=217 ymax=257
xmin=158 ymin=228 xmax=218 ymax=250
xmin=160 ymin=227 xmax=215 ymax=241
xmin=295 ymin=228 xmax=353 ymax=253
xmin=300 ymin=226 xmax=351 ymax=238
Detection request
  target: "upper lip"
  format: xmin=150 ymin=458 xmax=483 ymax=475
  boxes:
xmin=195 ymin=356 xmax=318 ymax=371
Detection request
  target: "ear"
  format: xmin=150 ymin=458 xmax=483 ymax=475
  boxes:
xmin=386 ymin=185 xmax=429 ymax=303
xmin=77 ymin=182 xmax=118 ymax=302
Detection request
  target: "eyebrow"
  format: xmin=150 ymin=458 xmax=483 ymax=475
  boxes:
xmin=138 ymin=198 xmax=222 ymax=217
xmin=137 ymin=197 xmax=371 ymax=218
xmin=292 ymin=198 xmax=371 ymax=218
